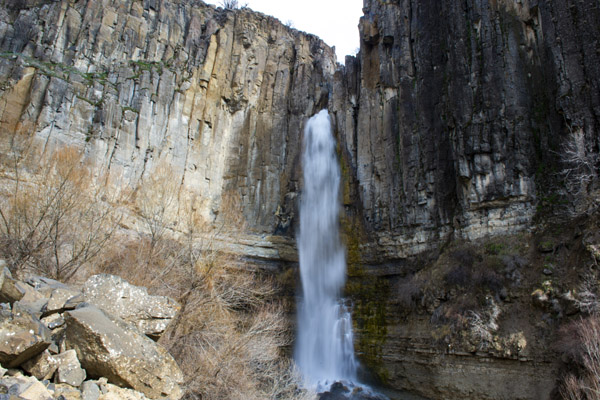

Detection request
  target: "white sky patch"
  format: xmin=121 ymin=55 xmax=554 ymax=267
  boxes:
xmin=203 ymin=0 xmax=363 ymax=63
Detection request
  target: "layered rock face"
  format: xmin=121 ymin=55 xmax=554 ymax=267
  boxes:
xmin=332 ymin=0 xmax=600 ymax=260
xmin=0 ymin=0 xmax=335 ymax=249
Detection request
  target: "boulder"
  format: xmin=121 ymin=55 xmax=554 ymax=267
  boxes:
xmin=44 ymin=287 xmax=82 ymax=316
xmin=0 ymin=267 xmax=26 ymax=304
xmin=22 ymin=350 xmax=57 ymax=380
xmin=25 ymin=276 xmax=72 ymax=296
xmin=53 ymin=383 xmax=83 ymax=399
xmin=54 ymin=350 xmax=86 ymax=387
xmin=81 ymin=380 xmax=100 ymax=400
xmin=82 ymin=274 xmax=179 ymax=339
xmin=41 ymin=313 xmax=65 ymax=330
xmin=0 ymin=303 xmax=51 ymax=367
xmin=97 ymin=380 xmax=150 ymax=399
xmin=64 ymin=305 xmax=183 ymax=399
xmin=318 ymin=383 xmax=390 ymax=400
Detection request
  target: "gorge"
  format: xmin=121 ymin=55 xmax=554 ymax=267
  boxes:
xmin=0 ymin=0 xmax=600 ymax=399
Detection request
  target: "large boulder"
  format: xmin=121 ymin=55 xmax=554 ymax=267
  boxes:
xmin=64 ymin=305 xmax=183 ymax=399
xmin=0 ymin=266 xmax=30 ymax=304
xmin=82 ymin=274 xmax=179 ymax=339
xmin=0 ymin=303 xmax=51 ymax=367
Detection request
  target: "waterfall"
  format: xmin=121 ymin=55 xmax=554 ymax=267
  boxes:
xmin=295 ymin=109 xmax=358 ymax=389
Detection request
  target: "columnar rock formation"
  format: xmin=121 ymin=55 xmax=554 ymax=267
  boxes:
xmin=0 ymin=0 xmax=335 ymax=246
xmin=331 ymin=0 xmax=600 ymax=260
xmin=1 ymin=0 xmax=600 ymax=399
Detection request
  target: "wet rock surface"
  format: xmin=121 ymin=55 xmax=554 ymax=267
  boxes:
xmin=318 ymin=382 xmax=390 ymax=400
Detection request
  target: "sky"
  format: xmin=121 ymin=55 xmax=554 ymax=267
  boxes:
xmin=203 ymin=0 xmax=364 ymax=62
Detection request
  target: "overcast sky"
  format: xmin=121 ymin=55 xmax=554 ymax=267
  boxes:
xmin=202 ymin=0 xmax=364 ymax=62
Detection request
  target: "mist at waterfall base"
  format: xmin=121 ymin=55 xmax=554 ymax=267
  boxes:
xmin=295 ymin=110 xmax=389 ymax=400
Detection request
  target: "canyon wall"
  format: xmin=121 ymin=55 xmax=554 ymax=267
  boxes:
xmin=0 ymin=0 xmax=335 ymax=259
xmin=1 ymin=0 xmax=600 ymax=399
xmin=329 ymin=1 xmax=600 ymax=399
xmin=332 ymin=0 xmax=600 ymax=261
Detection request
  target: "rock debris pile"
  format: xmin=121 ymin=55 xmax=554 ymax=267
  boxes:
xmin=0 ymin=264 xmax=183 ymax=400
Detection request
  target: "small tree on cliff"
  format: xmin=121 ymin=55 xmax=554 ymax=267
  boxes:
xmin=560 ymin=126 xmax=600 ymax=215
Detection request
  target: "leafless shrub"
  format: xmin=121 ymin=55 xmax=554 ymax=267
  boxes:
xmin=558 ymin=316 xmax=600 ymax=400
xmin=444 ymin=264 xmax=470 ymax=287
xmin=220 ymin=0 xmax=248 ymax=9
xmin=0 ymin=144 xmax=120 ymax=281
xmin=466 ymin=298 xmax=500 ymax=350
xmin=559 ymin=126 xmax=600 ymax=215
xmin=575 ymin=273 xmax=600 ymax=315
xmin=134 ymin=163 xmax=179 ymax=255
xmin=395 ymin=278 xmax=422 ymax=311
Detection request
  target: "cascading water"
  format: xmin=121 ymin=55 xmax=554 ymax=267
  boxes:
xmin=295 ymin=109 xmax=358 ymax=390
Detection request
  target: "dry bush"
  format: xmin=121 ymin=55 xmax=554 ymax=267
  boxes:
xmin=559 ymin=126 xmax=600 ymax=216
xmin=99 ymin=179 xmax=309 ymax=400
xmin=0 ymin=143 xmax=119 ymax=281
xmin=395 ymin=276 xmax=423 ymax=312
xmin=134 ymin=162 xmax=179 ymax=254
xmin=558 ymin=315 xmax=600 ymax=400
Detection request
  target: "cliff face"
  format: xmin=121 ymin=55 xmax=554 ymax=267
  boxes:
xmin=0 ymin=0 xmax=335 ymax=258
xmin=1 ymin=1 xmax=600 ymax=399
xmin=329 ymin=1 xmax=600 ymax=399
xmin=332 ymin=0 xmax=600 ymax=261
xmin=3 ymin=0 xmax=598 ymax=261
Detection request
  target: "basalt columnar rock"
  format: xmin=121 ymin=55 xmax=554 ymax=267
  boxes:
xmin=0 ymin=0 xmax=335 ymax=253
xmin=331 ymin=0 xmax=600 ymax=261
xmin=1 ymin=1 xmax=600 ymax=400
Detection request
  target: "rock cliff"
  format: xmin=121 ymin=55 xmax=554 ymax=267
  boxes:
xmin=1 ymin=0 xmax=600 ymax=399
xmin=332 ymin=0 xmax=600 ymax=261
xmin=0 ymin=0 xmax=335 ymax=256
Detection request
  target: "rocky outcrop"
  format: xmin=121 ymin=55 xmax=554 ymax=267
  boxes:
xmin=82 ymin=274 xmax=178 ymax=339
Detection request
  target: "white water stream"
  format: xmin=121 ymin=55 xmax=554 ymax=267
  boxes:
xmin=295 ymin=110 xmax=358 ymax=390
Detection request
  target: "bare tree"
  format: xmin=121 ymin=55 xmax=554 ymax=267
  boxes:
xmin=560 ymin=126 xmax=600 ymax=215
xmin=135 ymin=163 xmax=179 ymax=254
xmin=0 ymin=145 xmax=120 ymax=281
xmin=221 ymin=0 xmax=248 ymax=10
